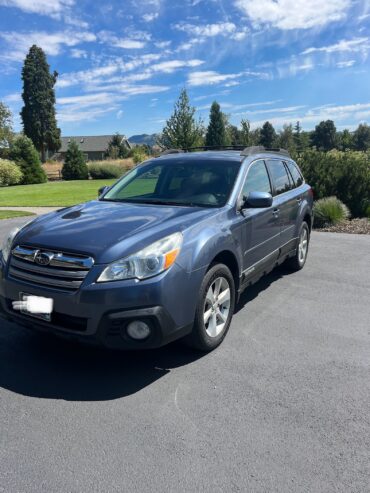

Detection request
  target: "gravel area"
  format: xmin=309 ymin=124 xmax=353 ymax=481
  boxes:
xmin=316 ymin=218 xmax=370 ymax=234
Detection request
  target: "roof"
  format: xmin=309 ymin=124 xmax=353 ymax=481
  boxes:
xmin=157 ymin=150 xmax=244 ymax=163
xmin=58 ymin=135 xmax=130 ymax=153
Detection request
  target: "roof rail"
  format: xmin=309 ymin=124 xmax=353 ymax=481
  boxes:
xmin=241 ymin=146 xmax=291 ymax=158
xmin=159 ymin=148 xmax=184 ymax=156
xmin=186 ymin=145 xmax=245 ymax=152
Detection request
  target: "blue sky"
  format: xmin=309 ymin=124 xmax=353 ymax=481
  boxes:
xmin=0 ymin=0 xmax=370 ymax=137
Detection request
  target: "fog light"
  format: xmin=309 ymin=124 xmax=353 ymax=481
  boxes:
xmin=126 ymin=320 xmax=151 ymax=340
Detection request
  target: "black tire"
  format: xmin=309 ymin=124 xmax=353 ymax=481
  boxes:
xmin=184 ymin=263 xmax=236 ymax=352
xmin=286 ymin=221 xmax=310 ymax=271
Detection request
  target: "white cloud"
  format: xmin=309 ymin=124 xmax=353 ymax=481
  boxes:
xmin=57 ymin=65 xmax=119 ymax=88
xmin=188 ymin=70 xmax=243 ymax=86
xmin=337 ymin=60 xmax=356 ymax=68
xmin=0 ymin=30 xmax=96 ymax=62
xmin=234 ymin=0 xmax=351 ymax=30
xmin=116 ymin=109 xmax=123 ymax=119
xmin=174 ymin=21 xmax=237 ymax=37
xmin=0 ymin=0 xmax=74 ymax=17
xmin=0 ymin=0 xmax=88 ymax=27
xmin=98 ymin=31 xmax=147 ymax=49
xmin=302 ymin=37 xmax=370 ymax=54
xmin=143 ymin=12 xmax=159 ymax=22
xmin=150 ymin=59 xmax=204 ymax=73
xmin=188 ymin=69 xmax=269 ymax=86
xmin=70 ymin=49 xmax=88 ymax=58
xmin=155 ymin=41 xmax=171 ymax=49
xmin=249 ymin=102 xmax=370 ymax=130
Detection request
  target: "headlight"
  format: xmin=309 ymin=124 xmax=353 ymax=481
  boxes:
xmin=1 ymin=227 xmax=20 ymax=263
xmin=1 ymin=218 xmax=36 ymax=264
xmin=97 ymin=232 xmax=183 ymax=282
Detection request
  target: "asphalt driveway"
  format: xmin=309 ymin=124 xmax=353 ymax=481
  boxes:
xmin=0 ymin=218 xmax=369 ymax=492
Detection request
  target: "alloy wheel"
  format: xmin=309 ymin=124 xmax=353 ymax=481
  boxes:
xmin=203 ymin=276 xmax=231 ymax=337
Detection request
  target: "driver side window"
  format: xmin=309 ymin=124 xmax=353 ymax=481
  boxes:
xmin=242 ymin=160 xmax=271 ymax=197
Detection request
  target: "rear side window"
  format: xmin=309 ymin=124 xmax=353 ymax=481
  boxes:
xmin=267 ymin=160 xmax=291 ymax=195
xmin=285 ymin=161 xmax=304 ymax=187
xmin=242 ymin=160 xmax=271 ymax=197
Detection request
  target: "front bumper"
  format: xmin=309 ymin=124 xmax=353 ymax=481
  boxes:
xmin=0 ymin=258 xmax=201 ymax=349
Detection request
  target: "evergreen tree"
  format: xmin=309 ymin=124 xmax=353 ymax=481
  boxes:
xmin=106 ymin=133 xmax=130 ymax=158
xmin=9 ymin=135 xmax=47 ymax=184
xmin=21 ymin=45 xmax=61 ymax=162
xmin=293 ymin=121 xmax=302 ymax=149
xmin=157 ymin=89 xmax=204 ymax=149
xmin=353 ymin=123 xmax=370 ymax=151
xmin=259 ymin=121 xmax=276 ymax=148
xmin=0 ymin=102 xmax=13 ymax=156
xmin=240 ymin=119 xmax=250 ymax=146
xmin=206 ymin=102 xmax=229 ymax=147
xmin=311 ymin=120 xmax=337 ymax=151
xmin=278 ymin=124 xmax=296 ymax=153
xmin=62 ymin=141 xmax=88 ymax=180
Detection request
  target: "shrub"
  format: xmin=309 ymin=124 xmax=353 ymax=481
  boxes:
xmin=9 ymin=135 xmax=47 ymax=184
xmin=313 ymin=196 xmax=350 ymax=228
xmin=0 ymin=159 xmax=23 ymax=186
xmin=129 ymin=146 xmax=148 ymax=164
xmin=294 ymin=149 xmax=370 ymax=217
xmin=88 ymin=163 xmax=124 ymax=179
xmin=62 ymin=141 xmax=88 ymax=180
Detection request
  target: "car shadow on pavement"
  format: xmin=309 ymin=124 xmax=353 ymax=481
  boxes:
xmin=0 ymin=325 xmax=202 ymax=401
xmin=0 ymin=266 xmax=289 ymax=402
xmin=235 ymin=264 xmax=286 ymax=314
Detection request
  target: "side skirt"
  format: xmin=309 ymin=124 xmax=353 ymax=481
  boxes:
xmin=237 ymin=238 xmax=298 ymax=297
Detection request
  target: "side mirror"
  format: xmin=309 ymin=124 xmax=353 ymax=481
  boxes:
xmin=243 ymin=191 xmax=273 ymax=209
xmin=98 ymin=185 xmax=110 ymax=197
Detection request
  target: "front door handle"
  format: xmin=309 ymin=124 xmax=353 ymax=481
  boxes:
xmin=296 ymin=197 xmax=302 ymax=205
xmin=272 ymin=208 xmax=280 ymax=218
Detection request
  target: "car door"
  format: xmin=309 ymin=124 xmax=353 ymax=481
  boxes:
xmin=266 ymin=159 xmax=299 ymax=250
xmin=240 ymin=160 xmax=281 ymax=276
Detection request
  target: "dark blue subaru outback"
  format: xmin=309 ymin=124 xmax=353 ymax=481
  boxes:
xmin=0 ymin=146 xmax=313 ymax=351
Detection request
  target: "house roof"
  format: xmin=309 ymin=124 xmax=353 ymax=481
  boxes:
xmin=59 ymin=135 xmax=130 ymax=153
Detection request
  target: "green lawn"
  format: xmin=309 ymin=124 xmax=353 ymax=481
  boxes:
xmin=0 ymin=180 xmax=116 ymax=207
xmin=0 ymin=210 xmax=36 ymax=220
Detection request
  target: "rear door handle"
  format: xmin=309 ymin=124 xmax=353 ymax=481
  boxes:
xmin=296 ymin=197 xmax=302 ymax=205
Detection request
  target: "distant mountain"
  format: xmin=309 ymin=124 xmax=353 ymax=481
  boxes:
xmin=128 ymin=134 xmax=158 ymax=146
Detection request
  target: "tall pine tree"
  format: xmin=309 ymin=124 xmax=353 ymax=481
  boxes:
xmin=158 ymin=89 xmax=204 ymax=149
xmin=21 ymin=45 xmax=61 ymax=162
xmin=259 ymin=121 xmax=277 ymax=148
xmin=205 ymin=102 xmax=229 ymax=147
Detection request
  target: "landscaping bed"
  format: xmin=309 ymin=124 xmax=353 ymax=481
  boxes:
xmin=316 ymin=218 xmax=370 ymax=235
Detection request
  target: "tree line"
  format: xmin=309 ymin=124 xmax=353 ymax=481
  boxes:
xmin=158 ymin=89 xmax=370 ymax=153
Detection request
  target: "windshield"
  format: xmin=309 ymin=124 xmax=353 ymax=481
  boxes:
xmin=102 ymin=159 xmax=241 ymax=207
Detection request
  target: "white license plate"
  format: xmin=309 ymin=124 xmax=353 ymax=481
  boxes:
xmin=19 ymin=293 xmax=54 ymax=322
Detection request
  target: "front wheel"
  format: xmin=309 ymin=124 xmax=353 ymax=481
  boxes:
xmin=286 ymin=221 xmax=310 ymax=271
xmin=185 ymin=263 xmax=235 ymax=351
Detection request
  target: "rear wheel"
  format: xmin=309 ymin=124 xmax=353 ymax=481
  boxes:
xmin=185 ymin=263 xmax=235 ymax=351
xmin=286 ymin=221 xmax=310 ymax=271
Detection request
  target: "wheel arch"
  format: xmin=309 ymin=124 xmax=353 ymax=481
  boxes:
xmin=208 ymin=250 xmax=241 ymax=293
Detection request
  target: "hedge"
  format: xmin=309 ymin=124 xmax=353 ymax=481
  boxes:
xmin=294 ymin=150 xmax=370 ymax=217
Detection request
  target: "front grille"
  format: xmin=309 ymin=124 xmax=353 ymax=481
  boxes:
xmin=8 ymin=245 xmax=94 ymax=292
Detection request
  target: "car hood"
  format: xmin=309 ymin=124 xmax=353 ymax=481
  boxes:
xmin=16 ymin=200 xmax=217 ymax=264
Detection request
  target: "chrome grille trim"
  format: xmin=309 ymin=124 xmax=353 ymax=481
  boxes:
xmin=9 ymin=245 xmax=94 ymax=292
xmin=12 ymin=245 xmax=94 ymax=270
